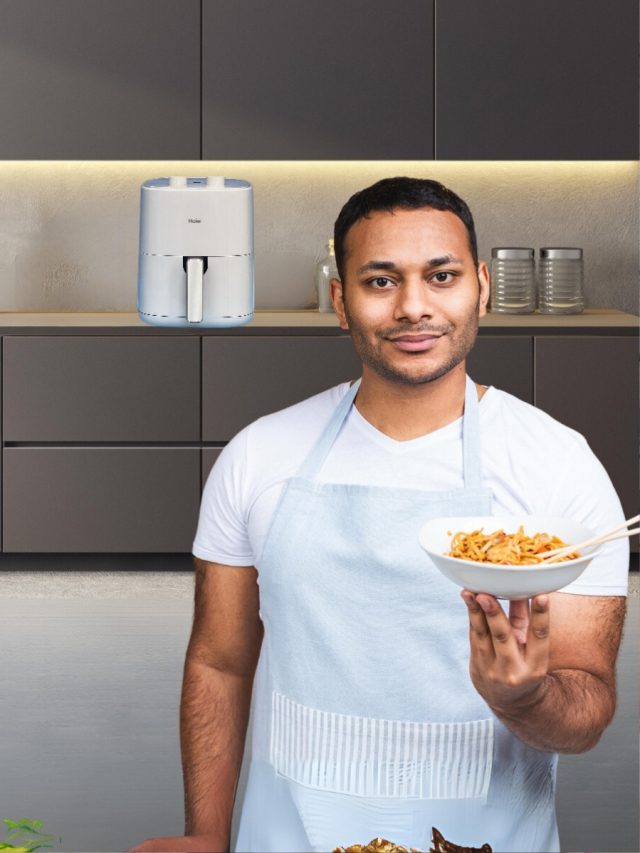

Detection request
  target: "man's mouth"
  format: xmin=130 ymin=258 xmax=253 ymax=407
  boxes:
xmin=388 ymin=334 xmax=443 ymax=352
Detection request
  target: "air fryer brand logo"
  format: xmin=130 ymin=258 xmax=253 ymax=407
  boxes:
xmin=188 ymin=217 xmax=201 ymax=224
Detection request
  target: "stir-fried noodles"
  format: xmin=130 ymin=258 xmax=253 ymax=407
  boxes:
xmin=447 ymin=525 xmax=580 ymax=565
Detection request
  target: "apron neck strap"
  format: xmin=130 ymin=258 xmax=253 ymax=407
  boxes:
xmin=298 ymin=378 xmax=361 ymax=479
xmin=298 ymin=374 xmax=483 ymax=488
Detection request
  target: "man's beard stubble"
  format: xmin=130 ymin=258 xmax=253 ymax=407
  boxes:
xmin=343 ymin=294 xmax=481 ymax=387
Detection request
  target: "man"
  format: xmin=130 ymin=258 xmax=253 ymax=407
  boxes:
xmin=131 ymin=178 xmax=628 ymax=853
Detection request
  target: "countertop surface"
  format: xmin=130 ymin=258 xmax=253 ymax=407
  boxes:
xmin=0 ymin=562 xmax=636 ymax=598
xmin=0 ymin=308 xmax=636 ymax=331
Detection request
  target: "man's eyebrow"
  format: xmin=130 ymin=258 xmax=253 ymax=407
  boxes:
xmin=356 ymin=255 xmax=464 ymax=275
xmin=356 ymin=261 xmax=398 ymax=275
xmin=425 ymin=254 xmax=464 ymax=268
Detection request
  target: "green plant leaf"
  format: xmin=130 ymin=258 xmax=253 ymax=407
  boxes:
xmin=1 ymin=818 xmax=60 ymax=853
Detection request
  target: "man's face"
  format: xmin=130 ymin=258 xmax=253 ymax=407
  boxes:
xmin=331 ymin=207 xmax=489 ymax=386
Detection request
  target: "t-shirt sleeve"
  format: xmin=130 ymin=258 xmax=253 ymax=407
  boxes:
xmin=192 ymin=425 xmax=256 ymax=566
xmin=549 ymin=435 xmax=629 ymax=596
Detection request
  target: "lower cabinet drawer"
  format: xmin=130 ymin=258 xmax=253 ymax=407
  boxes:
xmin=3 ymin=448 xmax=200 ymax=553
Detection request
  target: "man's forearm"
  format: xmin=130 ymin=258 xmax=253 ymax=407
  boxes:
xmin=493 ymin=668 xmax=616 ymax=754
xmin=180 ymin=656 xmax=255 ymax=846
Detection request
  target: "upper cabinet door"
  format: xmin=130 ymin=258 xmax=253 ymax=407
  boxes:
xmin=436 ymin=0 xmax=639 ymax=160
xmin=202 ymin=0 xmax=434 ymax=159
xmin=0 ymin=0 xmax=200 ymax=159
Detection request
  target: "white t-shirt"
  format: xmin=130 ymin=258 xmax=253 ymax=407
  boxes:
xmin=193 ymin=382 xmax=629 ymax=596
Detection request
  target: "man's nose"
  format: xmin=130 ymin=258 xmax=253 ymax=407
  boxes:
xmin=393 ymin=277 xmax=434 ymax=322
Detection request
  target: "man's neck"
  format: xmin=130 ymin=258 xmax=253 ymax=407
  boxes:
xmin=353 ymin=363 xmax=485 ymax=441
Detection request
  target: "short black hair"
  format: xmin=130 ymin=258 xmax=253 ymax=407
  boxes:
xmin=333 ymin=177 xmax=478 ymax=283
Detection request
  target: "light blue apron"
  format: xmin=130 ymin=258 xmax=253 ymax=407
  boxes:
xmin=235 ymin=375 xmax=559 ymax=853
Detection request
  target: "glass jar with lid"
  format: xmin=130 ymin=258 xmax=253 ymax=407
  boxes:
xmin=490 ymin=248 xmax=536 ymax=313
xmin=538 ymin=247 xmax=584 ymax=314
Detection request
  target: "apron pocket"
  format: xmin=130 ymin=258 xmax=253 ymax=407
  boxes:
xmin=270 ymin=691 xmax=493 ymax=800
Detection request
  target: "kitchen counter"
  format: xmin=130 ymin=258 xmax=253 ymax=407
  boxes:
xmin=0 ymin=571 xmax=636 ymax=852
xmin=0 ymin=308 xmax=636 ymax=334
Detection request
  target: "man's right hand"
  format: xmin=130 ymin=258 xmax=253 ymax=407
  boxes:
xmin=127 ymin=834 xmax=228 ymax=853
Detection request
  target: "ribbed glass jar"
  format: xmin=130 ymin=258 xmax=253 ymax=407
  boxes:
xmin=490 ymin=248 xmax=536 ymax=313
xmin=538 ymin=247 xmax=584 ymax=314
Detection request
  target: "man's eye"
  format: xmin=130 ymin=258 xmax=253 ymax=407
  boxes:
xmin=432 ymin=271 xmax=455 ymax=285
xmin=367 ymin=277 xmax=394 ymax=289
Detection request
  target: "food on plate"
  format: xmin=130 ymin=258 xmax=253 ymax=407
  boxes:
xmin=332 ymin=828 xmax=492 ymax=853
xmin=446 ymin=525 xmax=580 ymax=565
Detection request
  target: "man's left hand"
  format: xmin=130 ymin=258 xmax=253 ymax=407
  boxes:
xmin=460 ymin=590 xmax=550 ymax=716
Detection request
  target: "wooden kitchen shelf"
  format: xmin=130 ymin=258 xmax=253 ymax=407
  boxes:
xmin=0 ymin=308 xmax=636 ymax=334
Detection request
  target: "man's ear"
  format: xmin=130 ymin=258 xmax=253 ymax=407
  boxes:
xmin=330 ymin=278 xmax=349 ymax=330
xmin=477 ymin=261 xmax=490 ymax=317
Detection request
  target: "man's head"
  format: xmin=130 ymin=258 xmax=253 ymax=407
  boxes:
xmin=330 ymin=177 xmax=489 ymax=387
xmin=333 ymin=177 xmax=479 ymax=284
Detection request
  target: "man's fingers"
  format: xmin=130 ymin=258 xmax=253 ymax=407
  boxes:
xmin=508 ymin=598 xmax=530 ymax=646
xmin=474 ymin=593 xmax=522 ymax=661
xmin=461 ymin=590 xmax=495 ymax=658
xmin=525 ymin=594 xmax=550 ymax=670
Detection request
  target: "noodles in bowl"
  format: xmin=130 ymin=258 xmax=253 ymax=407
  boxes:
xmin=418 ymin=515 xmax=599 ymax=600
xmin=447 ymin=525 xmax=580 ymax=565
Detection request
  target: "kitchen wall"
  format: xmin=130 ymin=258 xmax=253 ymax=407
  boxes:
xmin=0 ymin=161 xmax=637 ymax=314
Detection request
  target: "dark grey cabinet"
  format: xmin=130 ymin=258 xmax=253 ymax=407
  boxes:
xmin=0 ymin=0 xmax=200 ymax=159
xmin=436 ymin=0 xmax=639 ymax=159
xmin=202 ymin=0 xmax=434 ymax=159
xmin=534 ymin=337 xmax=638 ymax=542
xmin=202 ymin=336 xmax=362 ymax=440
xmin=3 ymin=337 xmax=200 ymax=441
xmin=2 ymin=0 xmax=636 ymax=160
xmin=1 ymin=327 xmax=636 ymax=554
xmin=2 ymin=336 xmax=201 ymax=552
xmin=468 ymin=337 xmax=532 ymax=403
xmin=3 ymin=448 xmax=200 ymax=552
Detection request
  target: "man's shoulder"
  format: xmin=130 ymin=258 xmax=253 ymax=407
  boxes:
xmin=207 ymin=381 xmax=352 ymax=498
xmin=236 ymin=381 xmax=351 ymax=461
xmin=485 ymin=385 xmax=587 ymax=452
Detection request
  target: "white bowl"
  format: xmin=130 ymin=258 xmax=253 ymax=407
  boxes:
xmin=418 ymin=515 xmax=600 ymax=600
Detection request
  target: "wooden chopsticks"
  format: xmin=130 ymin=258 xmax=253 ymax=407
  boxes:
xmin=539 ymin=514 xmax=640 ymax=564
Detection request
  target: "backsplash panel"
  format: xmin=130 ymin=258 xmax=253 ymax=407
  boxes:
xmin=0 ymin=161 xmax=636 ymax=313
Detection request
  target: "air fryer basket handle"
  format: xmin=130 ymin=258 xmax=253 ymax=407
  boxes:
xmin=186 ymin=257 xmax=204 ymax=323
